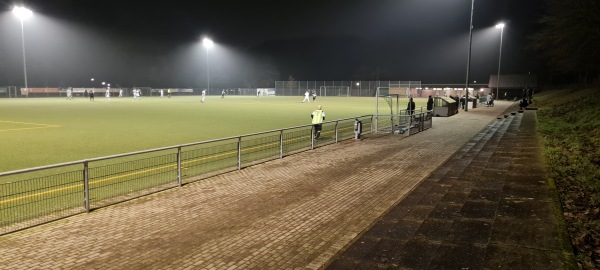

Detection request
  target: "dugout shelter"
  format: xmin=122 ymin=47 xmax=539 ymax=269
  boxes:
xmin=432 ymin=97 xmax=458 ymax=117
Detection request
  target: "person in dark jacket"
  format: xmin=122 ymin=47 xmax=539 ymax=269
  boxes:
xmin=426 ymin=95 xmax=434 ymax=112
xmin=519 ymin=97 xmax=529 ymax=110
xmin=407 ymin=97 xmax=416 ymax=116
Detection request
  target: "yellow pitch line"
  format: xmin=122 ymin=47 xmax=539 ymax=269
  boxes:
xmin=0 ymin=126 xmax=353 ymax=205
xmin=0 ymin=126 xmax=61 ymax=132
xmin=0 ymin=165 xmax=176 ymax=205
xmin=0 ymin=120 xmax=58 ymax=127
xmin=0 ymin=147 xmax=238 ymax=205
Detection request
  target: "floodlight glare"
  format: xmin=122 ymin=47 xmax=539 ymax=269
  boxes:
xmin=495 ymin=23 xmax=505 ymax=29
xmin=12 ymin=6 xmax=33 ymax=20
xmin=203 ymin=37 xmax=214 ymax=48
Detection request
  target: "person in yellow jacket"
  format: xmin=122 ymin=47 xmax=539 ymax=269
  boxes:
xmin=311 ymin=105 xmax=325 ymax=140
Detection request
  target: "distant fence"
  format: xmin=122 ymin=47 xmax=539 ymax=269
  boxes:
xmin=274 ymin=81 xmax=422 ymax=97
xmin=0 ymin=111 xmax=431 ymax=235
xmin=4 ymin=81 xmax=428 ymax=98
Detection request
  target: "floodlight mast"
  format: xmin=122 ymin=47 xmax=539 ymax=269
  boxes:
xmin=13 ymin=6 xmax=33 ymax=93
xmin=495 ymin=23 xmax=505 ymax=99
xmin=203 ymin=37 xmax=213 ymax=93
xmin=464 ymin=0 xmax=474 ymax=112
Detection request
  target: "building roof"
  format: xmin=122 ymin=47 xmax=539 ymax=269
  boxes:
xmin=488 ymin=74 xmax=538 ymax=89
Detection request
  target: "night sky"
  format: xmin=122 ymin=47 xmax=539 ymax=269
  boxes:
xmin=0 ymin=0 xmax=546 ymax=88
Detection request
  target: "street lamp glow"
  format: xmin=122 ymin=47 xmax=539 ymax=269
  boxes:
xmin=13 ymin=6 xmax=33 ymax=93
xmin=495 ymin=23 xmax=505 ymax=29
xmin=12 ymin=6 xmax=33 ymax=20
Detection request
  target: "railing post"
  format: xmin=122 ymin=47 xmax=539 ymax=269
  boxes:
xmin=335 ymin=121 xmax=339 ymax=143
xmin=237 ymin=137 xmax=242 ymax=170
xmin=408 ymin=115 xmax=412 ymax=136
xmin=311 ymin=126 xmax=314 ymax=149
xmin=371 ymin=115 xmax=374 ymax=134
xmin=177 ymin=146 xmax=182 ymax=187
xmin=83 ymin=161 xmax=90 ymax=213
xmin=279 ymin=130 xmax=284 ymax=159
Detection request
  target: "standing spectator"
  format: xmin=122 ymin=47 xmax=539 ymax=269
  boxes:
xmin=201 ymin=89 xmax=206 ymax=103
xmin=89 ymin=90 xmax=95 ymax=101
xmin=407 ymin=97 xmax=416 ymax=116
xmin=426 ymin=95 xmax=434 ymax=112
xmin=303 ymin=90 xmax=310 ymax=103
xmin=311 ymin=105 xmax=325 ymax=140
xmin=486 ymin=93 xmax=492 ymax=107
xmin=527 ymin=87 xmax=534 ymax=104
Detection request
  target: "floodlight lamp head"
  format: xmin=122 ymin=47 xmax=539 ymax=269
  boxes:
xmin=12 ymin=6 xmax=33 ymax=20
xmin=203 ymin=37 xmax=214 ymax=48
xmin=495 ymin=23 xmax=505 ymax=29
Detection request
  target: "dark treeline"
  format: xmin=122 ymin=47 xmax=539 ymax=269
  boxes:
xmin=531 ymin=0 xmax=600 ymax=86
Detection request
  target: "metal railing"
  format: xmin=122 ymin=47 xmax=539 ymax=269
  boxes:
xmin=0 ymin=113 xmax=431 ymax=235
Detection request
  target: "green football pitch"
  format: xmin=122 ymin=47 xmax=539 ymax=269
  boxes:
xmin=0 ymin=96 xmax=425 ymax=173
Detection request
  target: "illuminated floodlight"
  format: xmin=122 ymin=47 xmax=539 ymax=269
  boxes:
xmin=12 ymin=6 xmax=33 ymax=20
xmin=203 ymin=37 xmax=213 ymax=48
xmin=495 ymin=23 xmax=505 ymax=29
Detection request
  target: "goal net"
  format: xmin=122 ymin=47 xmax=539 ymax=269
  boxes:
xmin=319 ymin=86 xmax=349 ymax=97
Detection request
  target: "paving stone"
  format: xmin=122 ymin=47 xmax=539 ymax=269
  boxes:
xmin=429 ymin=242 xmax=486 ymax=269
xmin=446 ymin=218 xmax=494 ymax=245
xmin=459 ymin=200 xmax=498 ymax=219
xmin=483 ymin=243 xmax=565 ymax=270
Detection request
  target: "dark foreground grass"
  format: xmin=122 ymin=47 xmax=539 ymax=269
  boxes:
xmin=0 ymin=96 xmax=423 ymax=173
xmin=535 ymin=88 xmax=600 ymax=269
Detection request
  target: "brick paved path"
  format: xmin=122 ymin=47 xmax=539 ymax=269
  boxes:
xmin=0 ymin=101 xmax=555 ymax=269
xmin=327 ymin=109 xmax=570 ymax=269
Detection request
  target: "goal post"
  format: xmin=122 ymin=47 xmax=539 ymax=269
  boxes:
xmin=375 ymin=87 xmax=403 ymax=133
xmin=375 ymin=88 xmax=402 ymax=115
xmin=318 ymin=86 xmax=350 ymax=97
